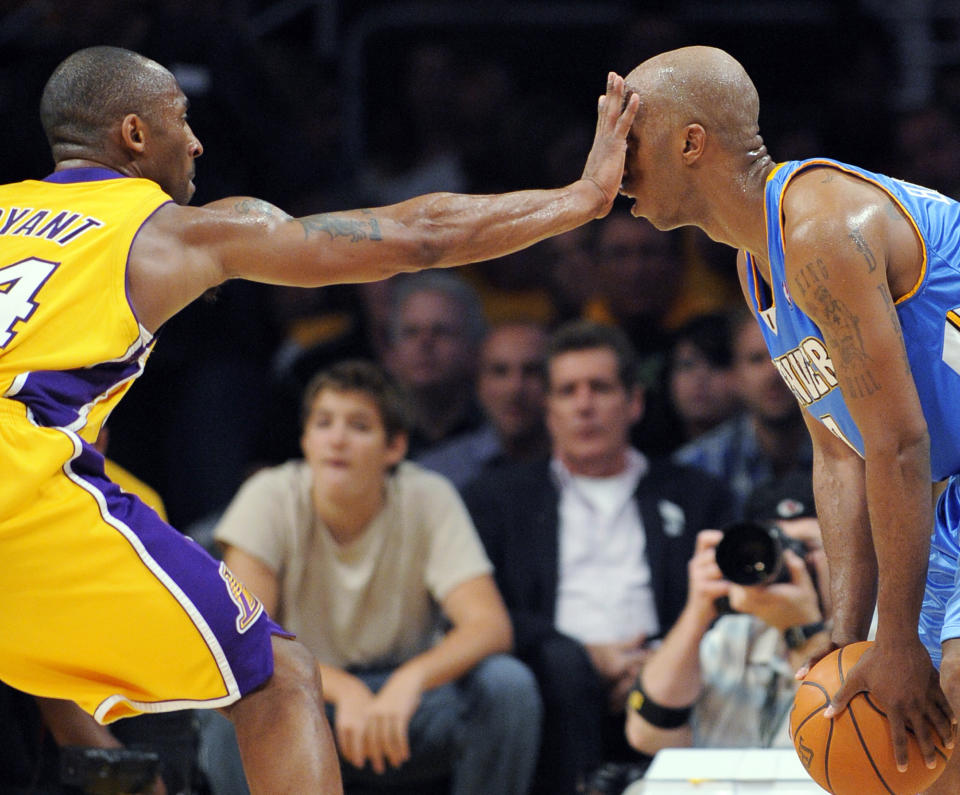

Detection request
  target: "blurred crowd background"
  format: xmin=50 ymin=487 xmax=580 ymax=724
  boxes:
xmin=3 ymin=0 xmax=960 ymax=531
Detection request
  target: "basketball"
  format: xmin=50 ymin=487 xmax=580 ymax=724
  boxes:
xmin=789 ymin=641 xmax=952 ymax=794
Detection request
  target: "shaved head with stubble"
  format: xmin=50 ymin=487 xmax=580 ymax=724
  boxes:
xmin=625 ymin=46 xmax=763 ymax=152
xmin=619 ymin=46 xmax=774 ymax=246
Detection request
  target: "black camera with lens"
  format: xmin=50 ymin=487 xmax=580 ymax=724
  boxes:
xmin=713 ymin=520 xmax=812 ymax=615
xmin=715 ymin=520 xmax=809 ymax=587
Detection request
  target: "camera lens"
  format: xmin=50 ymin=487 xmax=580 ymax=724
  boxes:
xmin=715 ymin=521 xmax=786 ymax=586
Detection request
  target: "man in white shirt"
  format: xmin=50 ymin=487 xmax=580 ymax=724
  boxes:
xmin=464 ymin=320 xmax=734 ymax=795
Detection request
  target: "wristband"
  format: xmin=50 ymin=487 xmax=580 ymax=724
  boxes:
xmin=784 ymin=620 xmax=827 ymax=650
xmin=627 ymin=679 xmax=693 ymax=729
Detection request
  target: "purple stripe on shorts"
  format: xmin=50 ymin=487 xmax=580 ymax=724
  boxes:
xmin=70 ymin=442 xmax=288 ymax=700
xmin=43 ymin=168 xmax=127 ymax=184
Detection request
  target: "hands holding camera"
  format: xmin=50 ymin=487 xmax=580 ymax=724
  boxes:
xmin=691 ymin=520 xmax=831 ymax=661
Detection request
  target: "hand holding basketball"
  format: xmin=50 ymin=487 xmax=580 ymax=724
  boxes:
xmin=790 ymin=641 xmax=954 ymax=794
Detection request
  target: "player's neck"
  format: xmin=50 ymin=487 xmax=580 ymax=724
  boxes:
xmin=54 ymin=158 xmax=126 ymax=174
xmin=698 ymin=165 xmax=771 ymax=260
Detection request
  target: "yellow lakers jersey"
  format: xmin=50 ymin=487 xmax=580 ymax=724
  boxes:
xmin=0 ymin=168 xmax=171 ymax=516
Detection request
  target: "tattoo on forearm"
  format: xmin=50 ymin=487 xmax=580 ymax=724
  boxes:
xmin=846 ymin=370 xmax=881 ymax=398
xmin=298 ymin=211 xmax=383 ymax=242
xmin=849 ymin=227 xmax=878 ymax=273
xmin=363 ymin=210 xmax=383 ymax=241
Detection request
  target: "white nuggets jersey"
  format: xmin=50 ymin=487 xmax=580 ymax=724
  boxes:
xmin=745 ymin=158 xmax=960 ymax=481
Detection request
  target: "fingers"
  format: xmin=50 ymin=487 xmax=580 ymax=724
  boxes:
xmin=823 ymin=673 xmax=858 ymax=719
xmin=338 ymin=722 xmax=365 ymax=769
xmin=695 ymin=528 xmax=724 ymax=553
xmin=365 ymin=714 xmax=410 ymax=773
xmin=596 ymin=73 xmax=638 ymax=135
xmin=925 ymin=682 xmax=956 ymax=751
xmin=885 ymin=706 xmax=913 ymax=771
xmin=364 ymin=721 xmax=387 ymax=775
xmin=795 ymin=637 xmax=839 ymax=680
xmin=885 ymin=707 xmax=939 ymax=771
xmin=783 ymin=548 xmax=812 ymax=584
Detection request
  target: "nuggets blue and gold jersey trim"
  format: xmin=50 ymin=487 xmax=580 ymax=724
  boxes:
xmin=745 ymin=157 xmax=960 ymax=481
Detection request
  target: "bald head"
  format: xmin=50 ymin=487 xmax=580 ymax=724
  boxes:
xmin=40 ymin=46 xmax=176 ymax=162
xmin=625 ymin=46 xmax=761 ymax=152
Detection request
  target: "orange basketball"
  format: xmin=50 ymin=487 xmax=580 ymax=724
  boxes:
xmin=789 ymin=641 xmax=952 ymax=794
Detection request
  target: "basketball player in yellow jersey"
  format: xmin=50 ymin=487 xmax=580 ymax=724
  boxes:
xmin=0 ymin=46 xmax=637 ymax=793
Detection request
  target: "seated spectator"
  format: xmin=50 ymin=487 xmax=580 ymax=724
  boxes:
xmin=665 ymin=312 xmax=738 ymax=444
xmin=417 ymin=320 xmax=550 ymax=490
xmin=585 ymin=212 xmax=681 ymax=388
xmin=204 ymin=360 xmax=541 ymax=795
xmin=383 ymin=272 xmax=488 ymax=458
xmin=633 ymin=311 xmax=738 ymax=457
xmin=463 ymin=320 xmax=734 ymax=795
xmin=623 ymin=471 xmax=831 ymax=759
xmin=673 ymin=308 xmax=812 ymax=516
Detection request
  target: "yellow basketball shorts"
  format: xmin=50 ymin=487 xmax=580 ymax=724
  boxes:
xmin=1 ymin=411 xmax=287 ymax=724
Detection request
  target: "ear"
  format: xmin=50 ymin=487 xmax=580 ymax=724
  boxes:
xmin=385 ymin=431 xmax=409 ymax=467
xmin=120 ymin=113 xmax=148 ymax=154
xmin=681 ymin=123 xmax=706 ymax=164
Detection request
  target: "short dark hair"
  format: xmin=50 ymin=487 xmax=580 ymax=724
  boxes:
xmin=669 ymin=311 xmax=733 ymax=370
xmin=388 ymin=271 xmax=488 ymax=345
xmin=40 ymin=46 xmax=172 ymax=158
xmin=300 ymin=359 xmax=412 ymax=440
xmin=546 ymin=319 xmax=640 ymax=390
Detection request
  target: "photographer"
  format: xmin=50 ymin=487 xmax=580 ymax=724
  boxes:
xmin=624 ymin=471 xmax=832 ymax=755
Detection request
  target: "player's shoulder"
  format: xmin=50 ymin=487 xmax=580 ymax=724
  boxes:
xmin=779 ymin=167 xmax=886 ymax=257
xmin=782 ymin=164 xmax=889 ymax=227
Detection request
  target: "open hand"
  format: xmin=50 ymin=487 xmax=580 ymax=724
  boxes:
xmin=580 ymin=72 xmax=639 ymax=217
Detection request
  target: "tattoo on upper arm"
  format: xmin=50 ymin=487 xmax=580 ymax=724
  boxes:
xmin=848 ymin=227 xmax=878 ymax=273
xmin=234 ymin=198 xmax=282 ymax=217
xmin=812 ymin=282 xmax=883 ymax=399
xmin=298 ymin=209 xmax=383 ymax=243
xmin=792 ymin=258 xmax=829 ymax=299
xmin=797 ymin=257 xmax=875 ymax=387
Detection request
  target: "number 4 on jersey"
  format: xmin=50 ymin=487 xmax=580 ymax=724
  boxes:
xmin=0 ymin=258 xmax=58 ymax=348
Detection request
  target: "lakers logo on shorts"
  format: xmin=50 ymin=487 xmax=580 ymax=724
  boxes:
xmin=219 ymin=562 xmax=264 ymax=634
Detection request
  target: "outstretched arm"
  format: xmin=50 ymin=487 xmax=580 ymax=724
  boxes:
xmin=129 ymin=74 xmax=639 ymax=332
